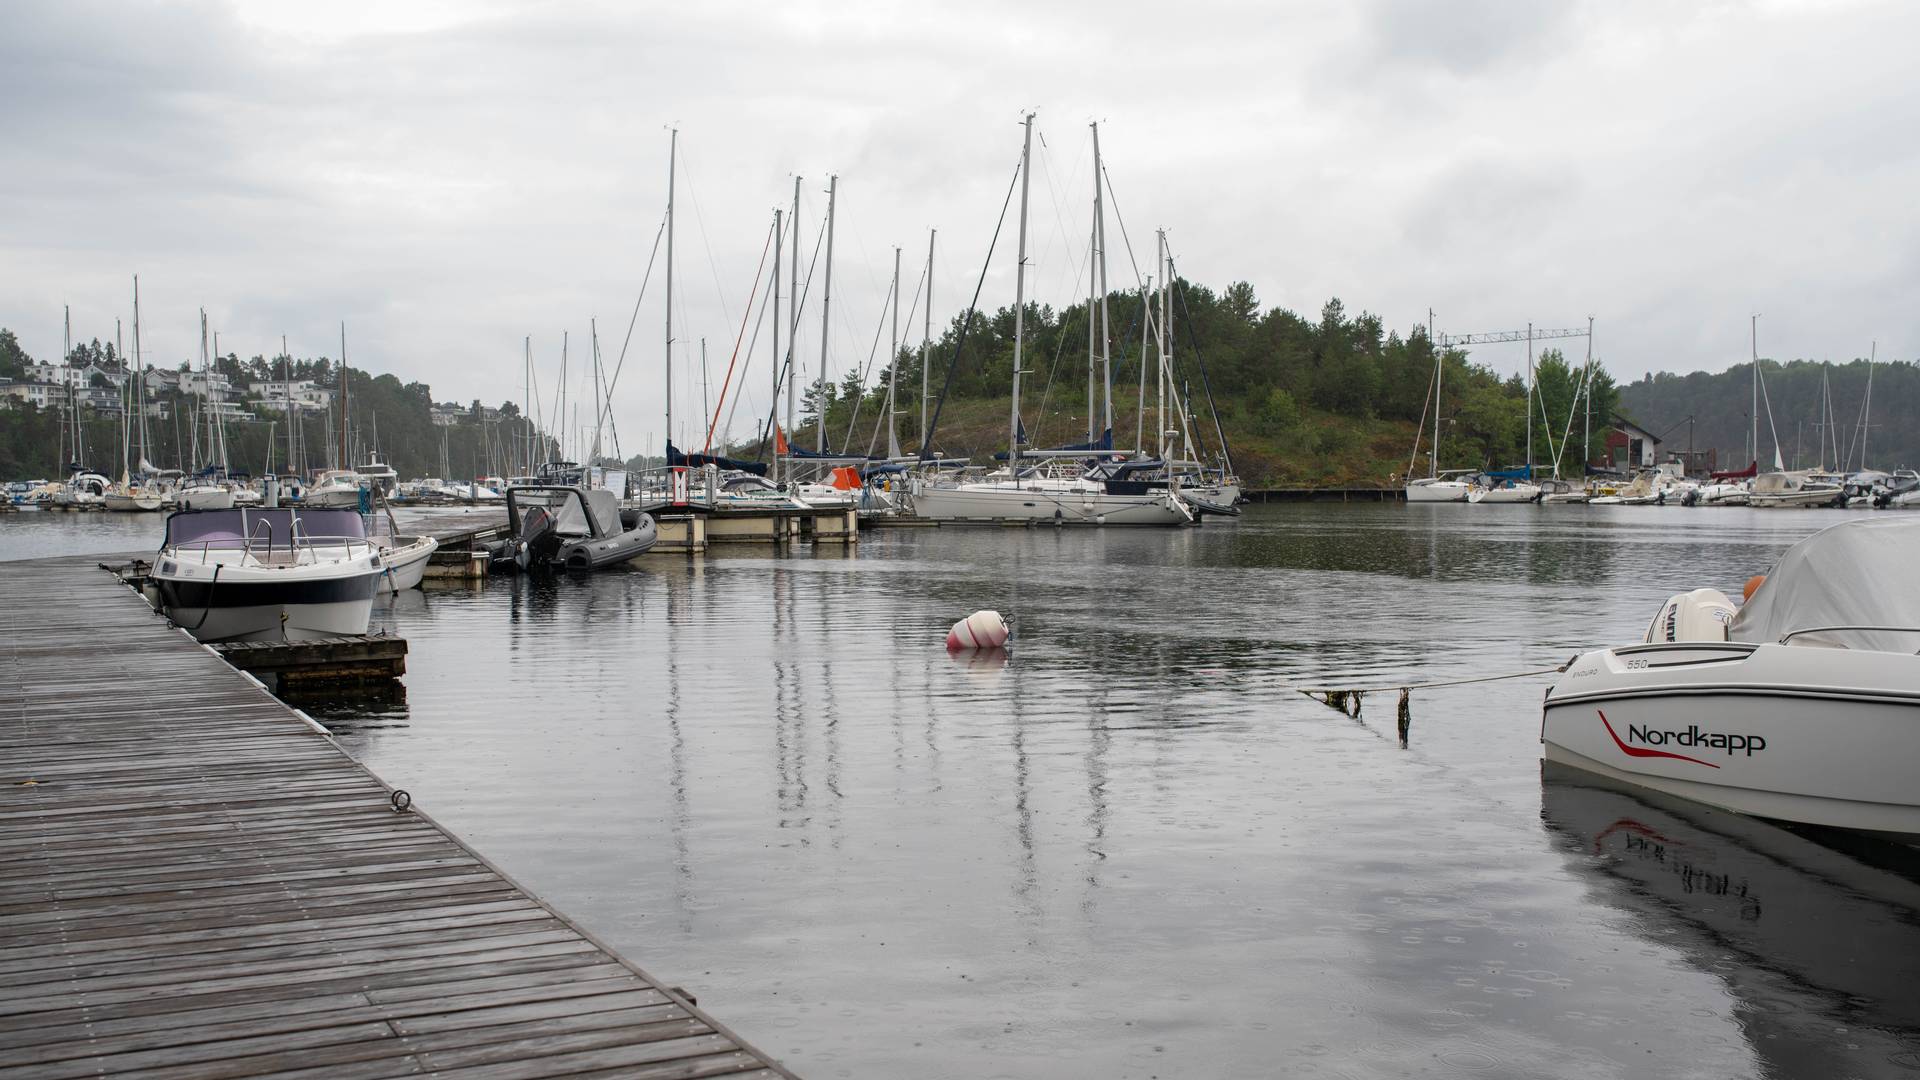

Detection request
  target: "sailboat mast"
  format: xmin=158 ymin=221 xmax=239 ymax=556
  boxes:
xmin=132 ymin=275 xmax=145 ymax=473
xmin=1136 ymin=276 xmax=1151 ymax=455
xmin=1086 ymin=183 xmax=1097 ymax=448
xmin=787 ymin=177 xmax=801 ymax=463
xmin=771 ymin=207 xmax=782 ymax=485
xmin=1008 ymin=113 xmax=1034 ymax=466
xmin=1432 ymin=310 xmax=1444 ymax=479
xmin=886 ymin=245 xmax=901 ymax=456
xmin=665 ymin=128 xmax=677 ymax=457
xmin=592 ymin=319 xmax=603 ymax=464
xmin=1750 ymin=314 xmax=1759 ymax=470
xmin=523 ymin=336 xmax=532 ymax=475
xmin=63 ymin=305 xmax=73 ymax=468
xmin=817 ymin=174 xmax=837 ymax=455
xmin=1155 ymin=231 xmax=1168 ymax=460
xmin=1525 ymin=322 xmax=1534 ymax=477
xmin=1092 ymin=122 xmax=1113 ymax=440
xmin=338 ymin=323 xmax=349 ymax=471
xmin=922 ymin=229 xmax=934 ymax=450
xmin=117 ymin=319 xmax=128 ymax=481
xmin=1863 ymin=341 xmax=1876 ymax=467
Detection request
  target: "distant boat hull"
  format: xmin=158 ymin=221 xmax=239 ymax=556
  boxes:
xmin=1183 ymin=482 xmax=1242 ymax=516
xmin=177 ymin=486 xmax=235 ymax=511
xmin=104 ymin=492 xmax=164 ymax=512
xmin=1470 ymin=483 xmax=1541 ymax=504
xmin=1404 ymin=479 xmax=1470 ymax=503
xmin=912 ymin=484 xmax=1191 ymax=526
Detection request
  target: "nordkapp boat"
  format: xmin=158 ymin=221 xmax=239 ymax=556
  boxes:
xmin=1541 ymin=517 xmax=1920 ymax=838
xmin=149 ymin=507 xmax=385 ymax=642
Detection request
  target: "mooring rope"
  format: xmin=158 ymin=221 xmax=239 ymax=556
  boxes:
xmin=1294 ymin=660 xmax=1572 ymax=739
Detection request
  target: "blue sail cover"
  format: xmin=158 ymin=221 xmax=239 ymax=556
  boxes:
xmin=667 ymin=441 xmax=769 ymax=477
xmin=1485 ymin=464 xmax=1535 ymax=481
xmin=994 ymin=427 xmax=1112 ymax=461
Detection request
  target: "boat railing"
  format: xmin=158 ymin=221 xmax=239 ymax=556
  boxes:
xmin=170 ymin=524 xmax=374 ymax=566
xmin=1778 ymin=625 xmax=1920 ymax=645
xmin=629 ymin=464 xmax=718 ymax=509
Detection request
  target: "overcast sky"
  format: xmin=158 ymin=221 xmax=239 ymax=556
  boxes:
xmin=4 ymin=0 xmax=1916 ymax=456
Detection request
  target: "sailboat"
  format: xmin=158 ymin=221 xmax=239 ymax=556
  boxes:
xmin=1469 ymin=325 xmax=1546 ymax=504
xmin=105 ymin=278 xmax=165 ymax=512
xmin=911 ymin=116 xmax=1190 ymax=527
xmin=1404 ymin=313 xmax=1470 ymax=502
xmin=179 ymin=310 xmax=237 ymax=511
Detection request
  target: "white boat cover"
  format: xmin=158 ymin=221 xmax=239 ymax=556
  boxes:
xmin=1729 ymin=517 xmax=1920 ymax=651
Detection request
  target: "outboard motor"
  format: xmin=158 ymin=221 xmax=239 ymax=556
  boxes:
xmin=482 ymin=504 xmax=556 ymax=570
xmin=518 ymin=505 xmax=561 ymax=569
xmin=1643 ymin=587 xmax=1737 ymax=643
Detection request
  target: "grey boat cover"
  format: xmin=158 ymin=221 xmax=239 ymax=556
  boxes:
xmin=550 ymin=488 xmax=623 ymax=539
xmin=1729 ymin=516 xmax=1920 ymax=652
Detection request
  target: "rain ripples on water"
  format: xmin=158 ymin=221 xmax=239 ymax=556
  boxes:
xmin=29 ymin=501 xmax=1907 ymax=1079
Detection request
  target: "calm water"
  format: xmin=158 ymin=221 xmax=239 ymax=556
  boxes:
xmin=8 ymin=503 xmax=1919 ymax=1078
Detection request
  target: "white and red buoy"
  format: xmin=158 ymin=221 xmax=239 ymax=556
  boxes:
xmin=946 ymin=610 xmax=1009 ymax=651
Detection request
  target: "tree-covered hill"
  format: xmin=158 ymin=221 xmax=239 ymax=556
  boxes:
xmin=780 ymin=282 xmax=1618 ymax=486
xmin=1618 ymin=358 xmax=1918 ymax=473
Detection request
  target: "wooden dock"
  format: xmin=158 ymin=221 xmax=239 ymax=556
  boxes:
xmin=211 ymin=636 xmax=409 ymax=687
xmin=0 ymin=556 xmax=794 ymax=1080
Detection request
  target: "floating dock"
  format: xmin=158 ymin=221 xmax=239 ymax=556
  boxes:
xmin=0 ymin=555 xmax=794 ymax=1079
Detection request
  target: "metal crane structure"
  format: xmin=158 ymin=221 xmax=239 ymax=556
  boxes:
xmin=1436 ymin=325 xmax=1590 ymax=349
xmin=1435 ymin=320 xmax=1598 ymax=480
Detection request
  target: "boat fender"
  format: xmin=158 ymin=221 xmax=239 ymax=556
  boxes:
xmin=1643 ymin=588 xmax=1736 ymax=643
xmin=946 ymin=610 xmax=1009 ymax=651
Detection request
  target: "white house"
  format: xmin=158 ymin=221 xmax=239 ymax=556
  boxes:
xmin=0 ymin=380 xmax=59 ymax=408
xmin=180 ymin=370 xmax=233 ymax=399
xmin=248 ymin=379 xmax=334 ymax=413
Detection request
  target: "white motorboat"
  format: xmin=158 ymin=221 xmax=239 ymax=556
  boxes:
xmin=1542 ymin=517 xmax=1920 ymax=838
xmin=375 ymin=535 xmax=438 ymax=592
xmin=1404 ymin=475 xmax=1472 ymax=503
xmin=149 ymin=507 xmax=385 ymax=643
xmin=1750 ymin=470 xmax=1844 ymax=509
xmin=358 ymin=456 xmax=399 ymax=497
xmin=304 ymin=469 xmax=367 ymax=508
xmin=1537 ymin=479 xmax=1588 ymax=504
xmin=363 ymin=504 xmax=439 ymax=592
xmin=1695 ymin=481 xmax=1751 ymax=506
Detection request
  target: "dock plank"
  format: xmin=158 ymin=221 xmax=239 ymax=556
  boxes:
xmin=0 ymin=560 xmax=794 ymax=1079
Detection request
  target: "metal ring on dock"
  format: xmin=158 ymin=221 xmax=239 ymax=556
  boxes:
xmin=390 ymin=789 xmax=412 ymax=813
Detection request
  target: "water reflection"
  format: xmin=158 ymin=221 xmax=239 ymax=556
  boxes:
xmin=293 ymin=502 xmax=1911 ymax=1078
xmin=1542 ymin=762 xmax=1920 ymax=1077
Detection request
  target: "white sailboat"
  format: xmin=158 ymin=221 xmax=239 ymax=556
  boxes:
xmin=1404 ymin=312 xmax=1469 ymax=502
xmin=179 ymin=310 xmax=236 ymax=511
xmin=106 ymin=278 xmax=165 ymax=512
xmin=911 ymin=116 xmax=1190 ymax=527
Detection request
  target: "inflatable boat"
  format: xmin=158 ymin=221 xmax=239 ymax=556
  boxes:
xmin=486 ymin=485 xmax=656 ymax=572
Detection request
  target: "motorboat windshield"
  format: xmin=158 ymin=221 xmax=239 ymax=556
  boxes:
xmin=164 ymin=507 xmax=368 ymax=548
xmin=1729 ymin=517 xmax=1920 ymax=652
